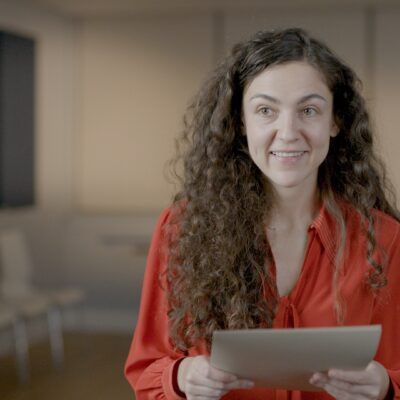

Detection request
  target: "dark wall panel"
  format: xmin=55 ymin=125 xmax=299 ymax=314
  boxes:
xmin=0 ymin=31 xmax=35 ymax=207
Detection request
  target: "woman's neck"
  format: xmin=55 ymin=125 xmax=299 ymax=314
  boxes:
xmin=267 ymin=184 xmax=321 ymax=232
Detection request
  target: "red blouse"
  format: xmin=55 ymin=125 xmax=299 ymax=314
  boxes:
xmin=125 ymin=201 xmax=400 ymax=399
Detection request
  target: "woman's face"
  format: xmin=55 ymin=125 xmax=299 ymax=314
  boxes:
xmin=242 ymin=61 xmax=338 ymax=193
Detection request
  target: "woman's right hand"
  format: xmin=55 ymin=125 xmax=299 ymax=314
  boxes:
xmin=177 ymin=355 xmax=254 ymax=399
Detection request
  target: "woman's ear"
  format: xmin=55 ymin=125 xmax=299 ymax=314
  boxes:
xmin=330 ymin=120 xmax=339 ymax=138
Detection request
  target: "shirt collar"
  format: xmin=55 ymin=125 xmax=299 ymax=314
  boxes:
xmin=309 ymin=199 xmax=344 ymax=266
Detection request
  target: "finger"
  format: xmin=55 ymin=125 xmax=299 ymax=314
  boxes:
xmin=224 ymin=379 xmax=254 ymax=390
xmin=186 ymin=376 xmax=253 ymax=391
xmin=186 ymin=375 xmax=226 ymax=391
xmin=188 ymin=377 xmax=253 ymax=391
xmin=187 ymin=368 xmax=240 ymax=389
xmin=328 ymin=369 xmax=374 ymax=385
xmin=195 ymin=357 xmax=238 ymax=383
xmin=185 ymin=378 xmax=253 ymax=397
xmin=324 ymin=378 xmax=379 ymax=397
xmin=206 ymin=365 xmax=239 ymax=383
xmin=311 ymin=373 xmax=380 ymax=398
xmin=310 ymin=372 xmax=329 ymax=384
xmin=187 ymin=395 xmax=226 ymax=400
xmin=185 ymin=382 xmax=228 ymax=398
xmin=319 ymin=382 xmax=369 ymax=400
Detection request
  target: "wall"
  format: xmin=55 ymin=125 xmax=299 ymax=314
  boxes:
xmin=0 ymin=0 xmax=78 ymax=284
xmin=0 ymin=0 xmax=78 ymax=212
xmin=76 ymin=7 xmax=400 ymax=214
xmin=69 ymin=6 xmax=400 ymax=332
xmin=77 ymin=15 xmax=216 ymax=212
xmin=0 ymin=0 xmax=79 ymax=354
xmin=0 ymin=2 xmax=400 ymax=337
xmin=375 ymin=8 xmax=400 ymax=193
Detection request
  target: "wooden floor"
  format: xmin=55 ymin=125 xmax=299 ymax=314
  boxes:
xmin=1 ymin=332 xmax=134 ymax=400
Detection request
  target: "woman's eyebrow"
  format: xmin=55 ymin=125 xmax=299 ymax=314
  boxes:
xmin=249 ymin=93 xmax=327 ymax=104
xmin=249 ymin=94 xmax=280 ymax=103
xmin=298 ymin=93 xmax=327 ymax=103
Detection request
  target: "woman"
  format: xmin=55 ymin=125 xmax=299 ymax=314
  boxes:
xmin=125 ymin=28 xmax=400 ymax=399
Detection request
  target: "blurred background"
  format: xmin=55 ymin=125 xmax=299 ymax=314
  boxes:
xmin=0 ymin=0 xmax=399 ymax=398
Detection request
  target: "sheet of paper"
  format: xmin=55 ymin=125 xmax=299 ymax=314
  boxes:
xmin=210 ymin=325 xmax=381 ymax=391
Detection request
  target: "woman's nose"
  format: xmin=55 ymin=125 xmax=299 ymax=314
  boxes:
xmin=276 ymin=113 xmax=300 ymax=142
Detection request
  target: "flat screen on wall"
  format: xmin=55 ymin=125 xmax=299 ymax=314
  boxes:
xmin=0 ymin=31 xmax=35 ymax=207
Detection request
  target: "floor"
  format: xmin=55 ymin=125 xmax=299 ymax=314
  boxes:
xmin=1 ymin=332 xmax=135 ymax=400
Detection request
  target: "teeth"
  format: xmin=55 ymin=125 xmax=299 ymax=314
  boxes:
xmin=271 ymin=151 xmax=305 ymax=157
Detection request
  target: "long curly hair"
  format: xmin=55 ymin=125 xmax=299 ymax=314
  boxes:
xmin=164 ymin=28 xmax=400 ymax=351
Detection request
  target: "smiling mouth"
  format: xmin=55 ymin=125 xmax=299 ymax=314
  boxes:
xmin=270 ymin=151 xmax=307 ymax=157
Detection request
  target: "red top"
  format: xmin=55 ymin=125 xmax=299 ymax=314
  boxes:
xmin=125 ymin=201 xmax=400 ymax=399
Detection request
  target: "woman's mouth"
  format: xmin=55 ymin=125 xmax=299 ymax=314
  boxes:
xmin=270 ymin=151 xmax=306 ymax=157
xmin=269 ymin=151 xmax=307 ymax=163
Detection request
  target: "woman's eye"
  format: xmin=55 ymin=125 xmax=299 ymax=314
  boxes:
xmin=303 ymin=107 xmax=317 ymax=116
xmin=258 ymin=107 xmax=274 ymax=116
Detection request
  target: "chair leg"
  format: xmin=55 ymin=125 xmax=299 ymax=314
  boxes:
xmin=47 ymin=307 xmax=64 ymax=369
xmin=13 ymin=318 xmax=30 ymax=385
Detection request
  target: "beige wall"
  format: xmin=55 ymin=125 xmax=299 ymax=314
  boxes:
xmin=0 ymin=1 xmax=78 ymax=290
xmin=77 ymin=15 xmax=215 ymax=212
xmin=1 ymin=3 xmax=399 ymax=215
xmin=0 ymin=2 xmax=400 ymax=332
xmin=223 ymin=9 xmax=369 ymax=88
xmin=76 ymin=7 xmax=400 ymax=213
xmin=375 ymin=9 xmax=400 ymax=196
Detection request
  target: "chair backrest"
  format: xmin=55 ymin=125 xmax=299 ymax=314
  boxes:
xmin=0 ymin=230 xmax=33 ymax=297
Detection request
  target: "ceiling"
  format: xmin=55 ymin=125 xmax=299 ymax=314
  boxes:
xmin=27 ymin=0 xmax=400 ymax=17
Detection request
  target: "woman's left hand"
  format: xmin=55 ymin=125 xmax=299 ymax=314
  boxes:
xmin=310 ymin=361 xmax=390 ymax=400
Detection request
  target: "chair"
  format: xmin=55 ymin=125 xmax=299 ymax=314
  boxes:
xmin=0 ymin=303 xmax=30 ymax=384
xmin=0 ymin=229 xmax=85 ymax=372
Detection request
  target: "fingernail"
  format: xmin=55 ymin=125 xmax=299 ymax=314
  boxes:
xmin=328 ymin=369 xmax=338 ymax=378
xmin=311 ymin=373 xmax=325 ymax=383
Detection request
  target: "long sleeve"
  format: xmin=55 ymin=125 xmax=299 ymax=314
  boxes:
xmin=125 ymin=202 xmax=400 ymax=400
xmin=125 ymin=208 xmax=186 ymax=400
xmin=372 ymin=221 xmax=400 ymax=399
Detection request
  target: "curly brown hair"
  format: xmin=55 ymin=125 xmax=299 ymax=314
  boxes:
xmin=164 ymin=28 xmax=400 ymax=351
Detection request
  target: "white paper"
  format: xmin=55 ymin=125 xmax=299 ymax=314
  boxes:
xmin=210 ymin=325 xmax=381 ymax=391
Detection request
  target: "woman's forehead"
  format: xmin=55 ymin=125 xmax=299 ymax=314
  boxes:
xmin=243 ymin=61 xmax=332 ymax=103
